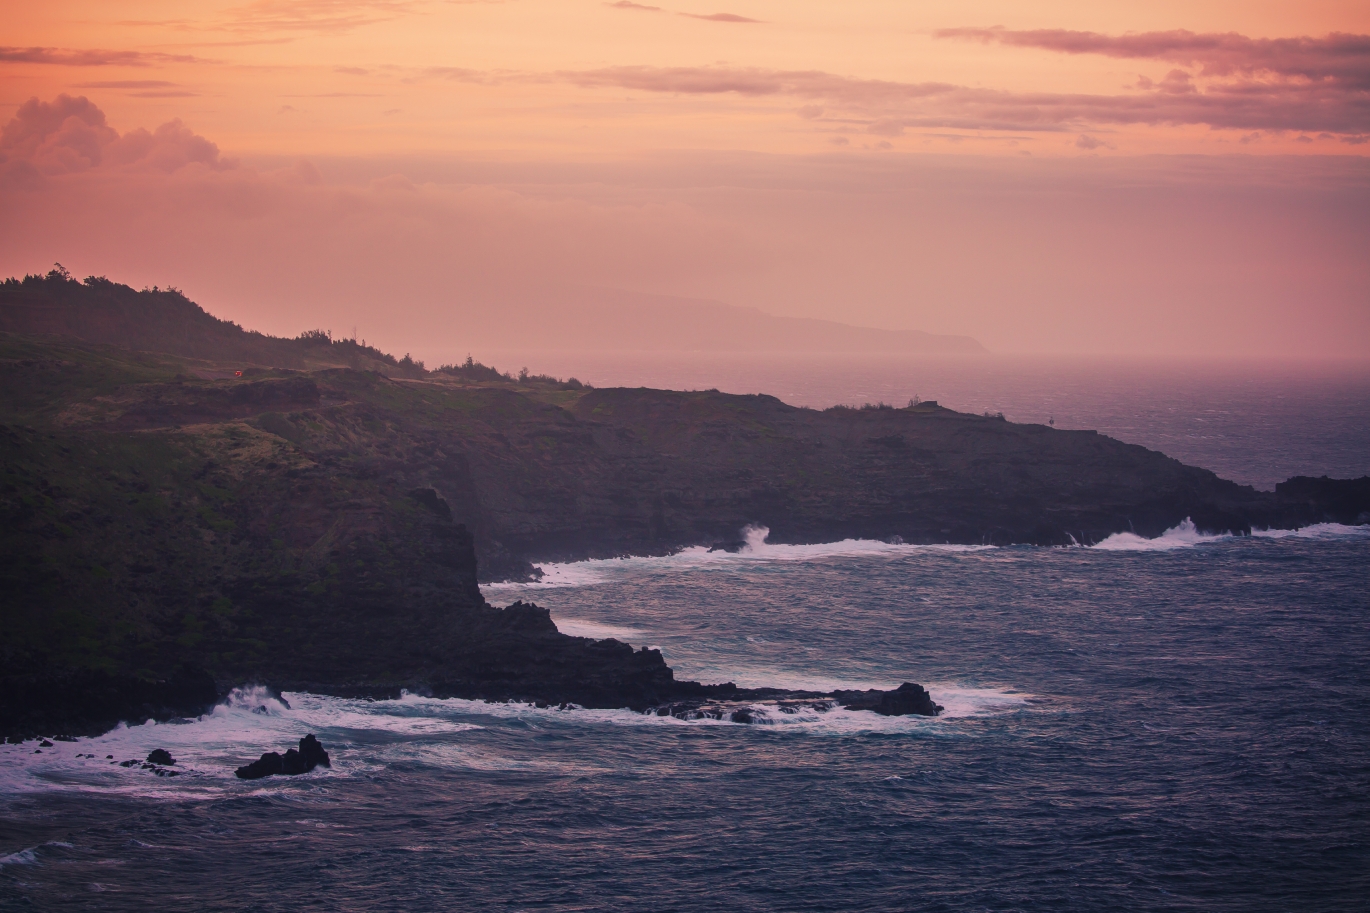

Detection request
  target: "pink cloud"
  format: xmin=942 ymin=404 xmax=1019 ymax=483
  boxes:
xmin=0 ymin=47 xmax=202 ymax=66
xmin=2 ymin=95 xmax=1367 ymax=360
xmin=935 ymin=27 xmax=1370 ymax=89
xmin=0 ymin=95 xmax=231 ymax=177
xmin=562 ymin=64 xmax=1370 ymax=135
xmin=680 ymin=13 xmax=762 ymax=23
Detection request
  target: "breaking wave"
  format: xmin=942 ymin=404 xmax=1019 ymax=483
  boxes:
xmin=485 ymin=525 xmax=992 ymax=593
xmin=1092 ymin=518 xmax=1370 ymax=551
xmin=0 ymin=679 xmax=1029 ymax=799
xmin=1251 ymin=522 xmax=1370 ymax=540
xmin=1091 ymin=518 xmax=1231 ymax=551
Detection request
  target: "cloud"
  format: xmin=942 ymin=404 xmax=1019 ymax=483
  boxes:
xmin=1075 ymin=134 xmax=1113 ymax=150
xmin=224 ymin=0 xmax=428 ymax=34
xmin=2 ymin=95 xmax=1368 ymax=360
xmin=418 ymin=66 xmax=496 ymax=83
xmin=72 ymin=80 xmax=182 ymax=89
xmin=935 ymin=27 xmax=1370 ymax=89
xmin=680 ymin=12 xmax=762 ymax=23
xmin=607 ymin=1 xmax=662 ymax=10
xmin=0 ymin=47 xmax=203 ymax=66
xmin=0 ymin=95 xmax=230 ymax=177
xmin=561 ymin=64 xmax=1370 ymax=135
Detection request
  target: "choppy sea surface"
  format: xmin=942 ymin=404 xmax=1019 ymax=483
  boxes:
xmin=3 ymin=360 xmax=1369 ymax=912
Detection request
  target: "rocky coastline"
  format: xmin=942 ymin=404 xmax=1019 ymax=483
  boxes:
xmin=2 ymin=275 xmax=1364 ymax=740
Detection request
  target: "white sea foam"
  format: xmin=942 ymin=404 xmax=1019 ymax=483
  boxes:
xmin=552 ymin=618 xmax=648 ymax=641
xmin=930 ymin=685 xmax=1034 ymax=719
xmin=484 ymin=525 xmax=993 ymax=594
xmin=1091 ymin=518 xmax=1231 ymax=551
xmin=0 ymin=686 xmax=485 ymax=799
xmin=1090 ymin=518 xmax=1370 ymax=551
xmin=1250 ymin=522 xmax=1370 ymax=540
xmin=0 ymin=677 xmax=1036 ymax=798
xmin=0 ymin=847 xmax=38 ymax=867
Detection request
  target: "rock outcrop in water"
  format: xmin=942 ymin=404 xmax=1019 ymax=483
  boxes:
xmin=643 ymin=682 xmax=944 ymax=722
xmin=235 ymin=734 xmax=332 ymax=779
xmin=0 ymin=274 xmax=1361 ymax=738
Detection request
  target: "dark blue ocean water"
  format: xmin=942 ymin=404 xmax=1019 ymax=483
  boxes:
xmin=3 ymin=527 xmax=1368 ymax=912
xmin=3 ymin=363 xmax=1369 ymax=912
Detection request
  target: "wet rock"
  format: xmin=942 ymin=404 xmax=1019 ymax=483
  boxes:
xmin=235 ymin=751 xmax=283 ymax=780
xmin=298 ymin=734 xmax=330 ymax=770
xmin=280 ymin=749 xmax=306 ymax=775
xmin=235 ymin=734 xmax=330 ymax=779
xmin=39 ymin=739 xmax=53 ymax=747
xmin=835 ymin=682 xmax=943 ymax=717
xmin=146 ymin=749 xmax=175 ymax=766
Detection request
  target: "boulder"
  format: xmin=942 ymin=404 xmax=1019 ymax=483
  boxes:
xmin=235 ymin=751 xmax=283 ymax=780
xmin=234 ymin=734 xmax=330 ymax=779
xmin=873 ymin=683 xmax=943 ymax=717
xmin=834 ymin=682 xmax=943 ymax=717
xmin=146 ymin=748 xmax=175 ymax=766
xmin=280 ymin=748 xmax=308 ymax=775
xmin=298 ymin=733 xmax=330 ymax=769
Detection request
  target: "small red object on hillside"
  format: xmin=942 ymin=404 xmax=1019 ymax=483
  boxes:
xmin=235 ymin=371 xmax=243 ymax=377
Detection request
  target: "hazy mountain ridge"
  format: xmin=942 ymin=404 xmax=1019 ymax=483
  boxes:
xmin=448 ymin=287 xmax=988 ymax=355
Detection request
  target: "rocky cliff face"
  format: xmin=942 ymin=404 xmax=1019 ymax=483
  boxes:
xmin=0 ymin=346 xmax=683 ymax=735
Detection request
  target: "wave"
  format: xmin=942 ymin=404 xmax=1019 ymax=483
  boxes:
xmin=487 ymin=519 xmax=1370 ymax=594
xmin=0 ymin=679 xmax=1033 ymax=798
xmin=484 ymin=525 xmax=993 ymax=593
xmin=551 ymin=618 xmax=648 ymax=641
xmin=0 ymin=842 xmax=72 ymax=868
xmin=1091 ymin=518 xmax=1370 ymax=551
xmin=1091 ymin=518 xmax=1231 ymax=551
xmin=1250 ymin=522 xmax=1370 ymax=540
xmin=0 ymin=686 xmax=484 ymax=800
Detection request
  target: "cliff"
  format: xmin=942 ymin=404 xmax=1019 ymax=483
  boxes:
xmin=1 ymin=275 xmax=1362 ymax=736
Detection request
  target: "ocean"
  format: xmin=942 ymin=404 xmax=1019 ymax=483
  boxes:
xmin=2 ymin=357 xmax=1368 ymax=911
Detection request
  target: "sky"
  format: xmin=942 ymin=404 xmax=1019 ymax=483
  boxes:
xmin=1 ymin=0 xmax=1368 ymax=359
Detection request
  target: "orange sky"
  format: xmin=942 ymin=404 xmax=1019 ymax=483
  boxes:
xmin=2 ymin=1 xmax=1368 ymax=357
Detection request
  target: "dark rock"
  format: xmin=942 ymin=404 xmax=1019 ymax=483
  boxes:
xmin=0 ymin=664 xmax=219 ymax=742
xmin=39 ymin=739 xmax=53 ymax=747
xmin=730 ymin=708 xmax=754 ymax=724
xmin=235 ymin=735 xmax=331 ymax=779
xmin=146 ymin=749 xmax=174 ymax=766
xmin=1275 ymin=475 xmax=1370 ymax=525
xmin=235 ymin=752 xmax=283 ymax=779
xmin=298 ymin=734 xmax=330 ymax=770
xmin=835 ymin=683 xmax=943 ymax=717
xmin=279 ymin=748 xmax=308 ymax=775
